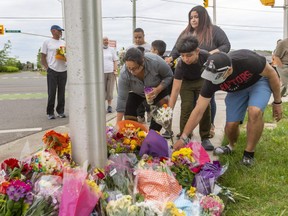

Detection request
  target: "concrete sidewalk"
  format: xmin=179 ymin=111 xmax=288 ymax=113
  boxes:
xmin=0 ymin=92 xmax=227 ymax=162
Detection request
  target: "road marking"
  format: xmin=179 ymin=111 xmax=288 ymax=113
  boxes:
xmin=0 ymin=93 xmax=47 ymax=100
xmin=0 ymin=127 xmax=43 ymax=134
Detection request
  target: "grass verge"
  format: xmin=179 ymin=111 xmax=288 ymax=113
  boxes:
xmin=219 ymin=102 xmax=288 ymax=216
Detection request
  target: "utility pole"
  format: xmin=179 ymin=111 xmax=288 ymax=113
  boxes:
xmin=284 ymin=0 xmax=288 ymax=38
xmin=132 ymin=0 xmax=136 ymax=43
xmin=213 ymin=0 xmax=216 ymax=25
xmin=64 ymin=0 xmax=107 ymax=168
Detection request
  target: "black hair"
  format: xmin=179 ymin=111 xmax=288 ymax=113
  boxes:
xmin=176 ymin=35 xmax=199 ymax=53
xmin=137 ymin=46 xmax=145 ymax=54
xmin=133 ymin=28 xmax=144 ymax=34
xmin=151 ymin=40 xmax=167 ymax=56
xmin=123 ymin=47 xmax=144 ymax=65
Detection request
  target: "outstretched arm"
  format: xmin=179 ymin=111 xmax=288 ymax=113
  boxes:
xmin=173 ymin=95 xmax=211 ymax=150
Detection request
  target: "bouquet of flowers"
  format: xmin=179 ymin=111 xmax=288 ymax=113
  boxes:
xmin=0 ymin=157 xmax=33 ymax=181
xmin=0 ymin=179 xmax=33 ymax=216
xmin=193 ymin=161 xmax=227 ymax=196
xmin=29 ymin=149 xmax=63 ymax=176
xmin=24 ymin=175 xmax=62 ymax=216
xmin=42 ymin=130 xmax=72 ymax=161
xmin=103 ymin=153 xmax=137 ymax=196
xmin=55 ymin=46 xmax=66 ymax=61
xmin=200 ymin=194 xmax=224 ymax=216
xmin=150 ymin=104 xmax=173 ymax=133
xmin=59 ymin=167 xmax=102 ymax=216
xmin=134 ymin=155 xmax=182 ymax=209
xmin=106 ymin=120 xmax=147 ymax=154
xmin=170 ymin=147 xmax=198 ymax=190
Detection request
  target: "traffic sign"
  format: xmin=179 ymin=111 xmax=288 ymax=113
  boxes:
xmin=5 ymin=30 xmax=21 ymax=33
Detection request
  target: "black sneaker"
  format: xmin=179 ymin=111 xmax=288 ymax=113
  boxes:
xmin=201 ymin=139 xmax=214 ymax=151
xmin=241 ymin=156 xmax=255 ymax=166
xmin=107 ymin=106 xmax=112 ymax=113
xmin=48 ymin=114 xmax=56 ymax=120
xmin=213 ymin=145 xmax=233 ymax=155
xmin=58 ymin=113 xmax=66 ymax=118
xmin=162 ymin=130 xmax=174 ymax=139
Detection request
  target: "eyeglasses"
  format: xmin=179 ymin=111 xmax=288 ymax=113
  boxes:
xmin=127 ymin=64 xmax=142 ymax=73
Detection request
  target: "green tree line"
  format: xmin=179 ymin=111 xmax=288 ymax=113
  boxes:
xmin=0 ymin=40 xmax=23 ymax=73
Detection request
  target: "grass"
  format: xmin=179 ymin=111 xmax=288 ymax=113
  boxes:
xmin=219 ymin=102 xmax=288 ymax=216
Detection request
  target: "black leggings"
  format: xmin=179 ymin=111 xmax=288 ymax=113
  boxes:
xmin=125 ymin=89 xmax=169 ymax=132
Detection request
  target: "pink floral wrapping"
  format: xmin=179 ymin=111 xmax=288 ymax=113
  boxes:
xmin=137 ymin=169 xmax=182 ymax=202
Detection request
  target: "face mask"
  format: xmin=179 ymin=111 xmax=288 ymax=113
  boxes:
xmin=103 ymin=45 xmax=108 ymax=49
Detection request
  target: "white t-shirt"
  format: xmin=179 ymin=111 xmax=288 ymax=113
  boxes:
xmin=41 ymin=38 xmax=67 ymax=72
xmin=103 ymin=47 xmax=118 ymax=73
xmin=126 ymin=42 xmax=151 ymax=53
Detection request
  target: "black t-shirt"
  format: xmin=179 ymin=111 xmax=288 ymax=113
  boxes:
xmin=201 ymin=49 xmax=267 ymax=98
xmin=174 ymin=50 xmax=210 ymax=81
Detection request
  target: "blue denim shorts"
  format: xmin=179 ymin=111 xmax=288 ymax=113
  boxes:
xmin=225 ymin=77 xmax=272 ymax=122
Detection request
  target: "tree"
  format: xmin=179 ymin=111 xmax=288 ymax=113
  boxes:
xmin=0 ymin=40 xmax=11 ymax=66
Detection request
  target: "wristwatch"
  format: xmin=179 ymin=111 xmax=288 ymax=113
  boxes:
xmin=180 ymin=135 xmax=190 ymax=145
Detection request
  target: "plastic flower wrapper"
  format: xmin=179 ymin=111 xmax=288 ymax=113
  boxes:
xmin=42 ymin=130 xmax=72 ymax=161
xmin=134 ymin=155 xmax=182 ymax=211
xmin=106 ymin=120 xmax=147 ymax=154
xmin=103 ymin=153 xmax=137 ymax=196
xmin=0 ymin=157 xmax=33 ymax=181
xmin=139 ymin=129 xmax=171 ymax=158
xmin=173 ymin=189 xmax=201 ymax=216
xmin=58 ymin=167 xmax=87 ymax=216
xmin=0 ymin=179 xmax=33 ymax=216
xmin=199 ymin=194 xmax=225 ymax=216
xmin=150 ymin=104 xmax=173 ymax=134
xmin=193 ymin=161 xmax=228 ymax=196
xmin=163 ymin=201 xmax=186 ymax=216
xmin=186 ymin=141 xmax=211 ymax=171
xmin=55 ymin=46 xmax=66 ymax=61
xmin=215 ymin=183 xmax=250 ymax=204
xmin=29 ymin=149 xmax=63 ymax=176
xmin=170 ymin=146 xmax=198 ymax=190
xmin=24 ymin=174 xmax=63 ymax=216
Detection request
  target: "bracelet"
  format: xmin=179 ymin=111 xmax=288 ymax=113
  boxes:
xmin=180 ymin=136 xmax=190 ymax=145
xmin=273 ymin=101 xmax=282 ymax=105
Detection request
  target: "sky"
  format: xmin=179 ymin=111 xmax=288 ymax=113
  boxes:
xmin=0 ymin=0 xmax=285 ymax=64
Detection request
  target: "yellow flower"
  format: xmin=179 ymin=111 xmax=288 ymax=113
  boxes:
xmin=187 ymin=186 xmax=196 ymax=198
xmin=137 ymin=131 xmax=146 ymax=138
xmin=130 ymin=144 xmax=136 ymax=150
xmin=123 ymin=138 xmax=131 ymax=145
xmin=130 ymin=139 xmax=137 ymax=146
xmin=172 ymin=147 xmax=195 ymax=162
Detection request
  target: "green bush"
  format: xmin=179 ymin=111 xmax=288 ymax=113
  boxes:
xmin=0 ymin=66 xmax=19 ymax=73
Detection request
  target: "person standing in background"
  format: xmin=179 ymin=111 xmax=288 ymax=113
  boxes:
xmin=41 ymin=25 xmax=67 ymax=120
xmin=103 ymin=36 xmax=118 ymax=113
xmin=166 ymin=5 xmax=231 ymax=138
xmin=126 ymin=28 xmax=152 ymax=123
xmin=273 ymin=38 xmax=288 ymax=97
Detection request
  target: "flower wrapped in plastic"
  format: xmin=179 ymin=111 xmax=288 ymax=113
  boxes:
xmin=59 ymin=167 xmax=102 ymax=216
xmin=103 ymin=153 xmax=137 ymax=196
xmin=106 ymin=120 xmax=147 ymax=154
xmin=139 ymin=129 xmax=171 ymax=158
xmin=170 ymin=146 xmax=198 ymax=190
xmin=134 ymin=156 xmax=182 ymax=210
xmin=106 ymin=195 xmax=161 ymax=216
xmin=24 ymin=175 xmax=63 ymax=216
xmin=163 ymin=202 xmax=186 ymax=216
xmin=200 ymin=194 xmax=225 ymax=216
xmin=55 ymin=46 xmax=66 ymax=61
xmin=193 ymin=161 xmax=228 ymax=196
xmin=42 ymin=130 xmax=72 ymax=160
xmin=29 ymin=149 xmax=63 ymax=176
xmin=0 ymin=157 xmax=33 ymax=181
xmin=150 ymin=104 xmax=173 ymax=135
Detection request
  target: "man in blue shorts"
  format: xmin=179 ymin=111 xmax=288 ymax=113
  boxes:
xmin=174 ymin=50 xmax=282 ymax=166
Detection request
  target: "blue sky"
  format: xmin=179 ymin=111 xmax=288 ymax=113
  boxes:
xmin=0 ymin=0 xmax=284 ymax=64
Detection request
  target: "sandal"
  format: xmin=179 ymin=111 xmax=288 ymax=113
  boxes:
xmin=213 ymin=145 xmax=233 ymax=155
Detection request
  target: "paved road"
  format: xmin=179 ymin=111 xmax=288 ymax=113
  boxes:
xmin=0 ymin=71 xmax=69 ymax=145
